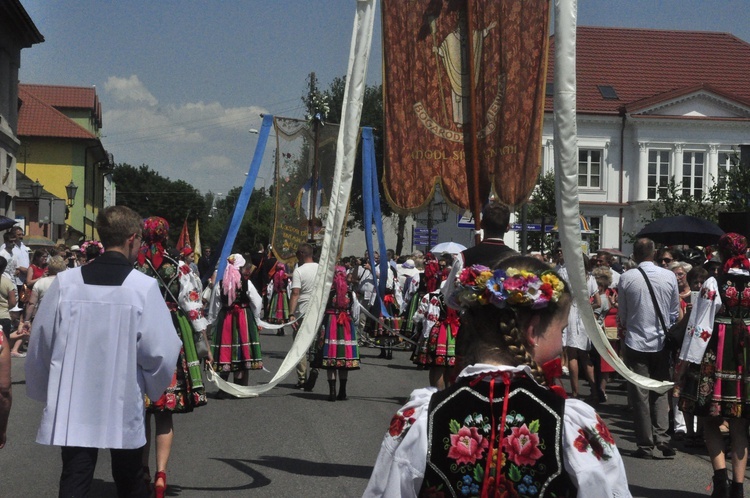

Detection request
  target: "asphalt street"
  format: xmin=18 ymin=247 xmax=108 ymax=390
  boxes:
xmin=2 ymin=331 xmax=748 ymax=497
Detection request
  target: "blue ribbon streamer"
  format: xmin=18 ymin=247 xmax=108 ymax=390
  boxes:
xmin=216 ymin=114 xmax=274 ymax=282
xmin=362 ymin=127 xmax=391 ymax=317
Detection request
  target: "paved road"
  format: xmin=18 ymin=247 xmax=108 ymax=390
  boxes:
xmin=2 ymin=331 xmax=748 ymax=497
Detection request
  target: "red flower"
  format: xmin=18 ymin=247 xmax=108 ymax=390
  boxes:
xmin=574 ymin=430 xmax=590 ymax=453
xmin=421 ymin=487 xmax=445 ymax=498
xmin=389 ymin=415 xmax=406 ymax=437
xmin=179 ymin=265 xmax=191 ymax=275
xmin=502 ymin=423 xmax=543 ymax=467
xmin=700 ymin=329 xmax=711 ymax=342
xmin=189 ymin=290 xmax=200 ymax=301
xmin=725 ymin=285 xmax=739 ymax=306
xmin=402 ymin=408 xmax=415 ymax=418
xmin=595 ymin=415 xmax=615 ymax=445
xmin=447 ymin=426 xmax=489 ymax=465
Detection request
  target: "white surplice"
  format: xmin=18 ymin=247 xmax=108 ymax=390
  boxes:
xmin=25 ymin=268 xmax=181 ymax=449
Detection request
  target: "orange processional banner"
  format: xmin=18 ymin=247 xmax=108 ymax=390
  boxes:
xmin=382 ymin=0 xmax=550 ymax=211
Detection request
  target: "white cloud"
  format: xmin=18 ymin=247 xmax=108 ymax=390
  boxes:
xmin=101 ymin=77 xmax=270 ymax=193
xmin=104 ymin=75 xmax=158 ymax=106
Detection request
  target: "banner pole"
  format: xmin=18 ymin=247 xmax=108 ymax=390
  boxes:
xmin=465 ymin=0 xmax=483 ymax=245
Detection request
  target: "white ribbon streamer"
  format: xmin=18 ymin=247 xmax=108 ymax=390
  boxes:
xmin=204 ymin=0 xmax=377 ymax=398
xmin=553 ymin=0 xmax=672 ymax=393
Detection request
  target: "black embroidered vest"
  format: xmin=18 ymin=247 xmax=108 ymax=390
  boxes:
xmin=419 ymin=375 xmax=572 ymax=498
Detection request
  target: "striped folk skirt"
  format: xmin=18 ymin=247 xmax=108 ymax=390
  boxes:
xmin=212 ymin=304 xmax=263 ymax=372
xmin=679 ymin=317 xmax=750 ymax=418
xmin=311 ymin=309 xmax=360 ymax=370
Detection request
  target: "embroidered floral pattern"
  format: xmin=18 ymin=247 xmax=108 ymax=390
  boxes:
xmin=427 ymin=412 xmax=556 ymax=498
xmin=572 ymin=417 xmax=615 ymax=461
xmin=389 ymin=407 xmax=417 ymax=440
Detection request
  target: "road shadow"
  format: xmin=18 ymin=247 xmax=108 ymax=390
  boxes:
xmin=245 ymin=455 xmax=373 ymax=479
xmin=177 ymin=457 xmax=272 ymax=492
xmin=628 ymin=484 xmax=706 ymax=498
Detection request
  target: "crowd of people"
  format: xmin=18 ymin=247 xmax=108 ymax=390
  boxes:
xmin=1 ymin=201 xmax=748 ymax=497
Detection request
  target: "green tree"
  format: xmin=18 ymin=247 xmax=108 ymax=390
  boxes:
xmin=519 ymin=172 xmax=557 ymax=255
xmin=114 ymin=163 xmax=206 ymax=243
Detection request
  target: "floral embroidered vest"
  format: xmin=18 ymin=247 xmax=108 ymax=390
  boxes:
xmin=419 ymin=375 xmax=572 ymax=498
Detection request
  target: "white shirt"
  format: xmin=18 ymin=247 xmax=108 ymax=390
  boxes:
xmin=617 ymin=261 xmax=680 ymax=353
xmin=559 ymin=266 xmax=598 ymax=351
xmin=12 ymin=242 xmax=29 ymax=285
xmin=363 ymin=364 xmax=631 ymax=498
xmin=0 ymin=246 xmax=16 ymax=284
xmin=25 ymin=268 xmax=181 ymax=449
xmin=292 ymin=262 xmax=319 ymax=316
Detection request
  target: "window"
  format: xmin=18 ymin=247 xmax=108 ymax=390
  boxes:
xmin=682 ymin=151 xmax=704 ymax=198
xmin=647 ymin=150 xmax=670 ymax=200
xmin=718 ymin=150 xmax=738 ymax=188
xmin=597 ymin=85 xmax=619 ymax=100
xmin=588 ymin=216 xmax=601 ymax=252
xmin=578 ymin=149 xmax=602 ymax=188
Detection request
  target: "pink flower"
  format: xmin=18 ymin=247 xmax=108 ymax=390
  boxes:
xmin=447 ymin=426 xmax=489 ymax=465
xmin=165 ymin=392 xmax=177 ymax=410
xmin=502 ymin=423 xmax=543 ymax=466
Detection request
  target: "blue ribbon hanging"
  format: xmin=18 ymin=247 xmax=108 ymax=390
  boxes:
xmin=216 ymin=114 xmax=274 ymax=282
xmin=362 ymin=127 xmax=391 ymax=317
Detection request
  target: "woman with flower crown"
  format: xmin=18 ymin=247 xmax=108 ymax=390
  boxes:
xmin=364 ymin=256 xmax=630 ymax=498
xmin=135 ymin=217 xmax=211 ymax=498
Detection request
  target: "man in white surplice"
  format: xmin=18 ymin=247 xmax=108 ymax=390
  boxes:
xmin=25 ymin=206 xmax=182 ymax=498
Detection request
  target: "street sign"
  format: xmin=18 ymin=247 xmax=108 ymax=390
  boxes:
xmin=511 ymin=223 xmax=555 ymax=232
xmin=414 ymin=236 xmax=439 ymax=246
xmin=414 ymin=227 xmax=438 ymax=235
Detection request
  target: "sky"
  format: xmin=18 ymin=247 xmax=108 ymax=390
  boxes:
xmin=18 ymin=0 xmax=750 ymax=197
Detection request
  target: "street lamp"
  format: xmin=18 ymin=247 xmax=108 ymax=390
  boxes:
xmin=30 ymin=179 xmax=43 ymax=201
xmin=65 ymin=180 xmax=78 ymax=207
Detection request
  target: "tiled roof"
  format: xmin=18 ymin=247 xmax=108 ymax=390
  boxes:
xmin=19 ymin=83 xmax=102 ymax=127
xmin=17 ymin=87 xmax=96 ymax=140
xmin=546 ymin=27 xmax=750 ymax=115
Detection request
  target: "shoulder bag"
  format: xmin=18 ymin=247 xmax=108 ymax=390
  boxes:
xmin=637 ymin=267 xmax=683 ymax=350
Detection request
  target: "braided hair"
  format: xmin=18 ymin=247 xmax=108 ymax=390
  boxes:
xmin=456 ymin=256 xmax=571 ymax=385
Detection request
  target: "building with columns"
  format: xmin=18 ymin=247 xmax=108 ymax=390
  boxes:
xmin=537 ymin=27 xmax=750 ymax=255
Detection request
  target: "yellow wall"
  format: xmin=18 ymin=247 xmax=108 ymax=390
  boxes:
xmin=20 ymin=138 xmax=86 ymax=236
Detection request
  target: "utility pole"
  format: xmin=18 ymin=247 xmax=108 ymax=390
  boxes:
xmin=307 ymin=72 xmax=321 ymax=245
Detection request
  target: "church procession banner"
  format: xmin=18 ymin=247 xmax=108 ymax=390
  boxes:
xmin=382 ymin=0 xmax=550 ymax=211
xmin=270 ymin=117 xmax=341 ymax=265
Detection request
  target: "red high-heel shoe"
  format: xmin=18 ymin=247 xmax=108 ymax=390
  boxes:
xmin=154 ymin=471 xmax=167 ymax=498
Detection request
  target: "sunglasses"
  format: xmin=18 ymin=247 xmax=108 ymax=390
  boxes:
xmin=660 ymin=257 xmax=673 ymax=264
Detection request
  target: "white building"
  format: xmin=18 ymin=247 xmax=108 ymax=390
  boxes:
xmin=536 ymin=27 xmax=750 ymax=255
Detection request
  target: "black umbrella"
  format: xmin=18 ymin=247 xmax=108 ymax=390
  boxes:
xmin=0 ymin=216 xmax=16 ymax=231
xmin=635 ymin=215 xmax=725 ymax=246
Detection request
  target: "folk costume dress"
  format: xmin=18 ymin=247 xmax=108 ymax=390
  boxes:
xmin=677 ymin=269 xmax=750 ymax=418
xmin=210 ymin=255 xmax=264 ymax=372
xmin=372 ymin=265 xmax=402 ymax=345
xmin=410 ymin=291 xmax=459 ymax=367
xmin=266 ymin=263 xmax=290 ymax=324
xmin=137 ymin=221 xmax=209 ymax=413
xmin=363 ymin=364 xmax=630 ymax=498
xmin=310 ymin=269 xmax=361 ymax=370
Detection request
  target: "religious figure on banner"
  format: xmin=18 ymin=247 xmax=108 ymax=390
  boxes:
xmin=432 ymin=13 xmax=497 ymax=128
xmin=381 ymin=0 xmax=549 ymax=211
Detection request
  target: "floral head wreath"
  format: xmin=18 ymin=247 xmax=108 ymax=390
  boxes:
xmin=80 ymin=240 xmax=104 ymax=257
xmin=452 ymin=264 xmax=565 ymax=310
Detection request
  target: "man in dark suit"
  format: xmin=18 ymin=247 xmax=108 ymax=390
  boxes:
xmin=459 ymin=200 xmax=518 ymax=268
